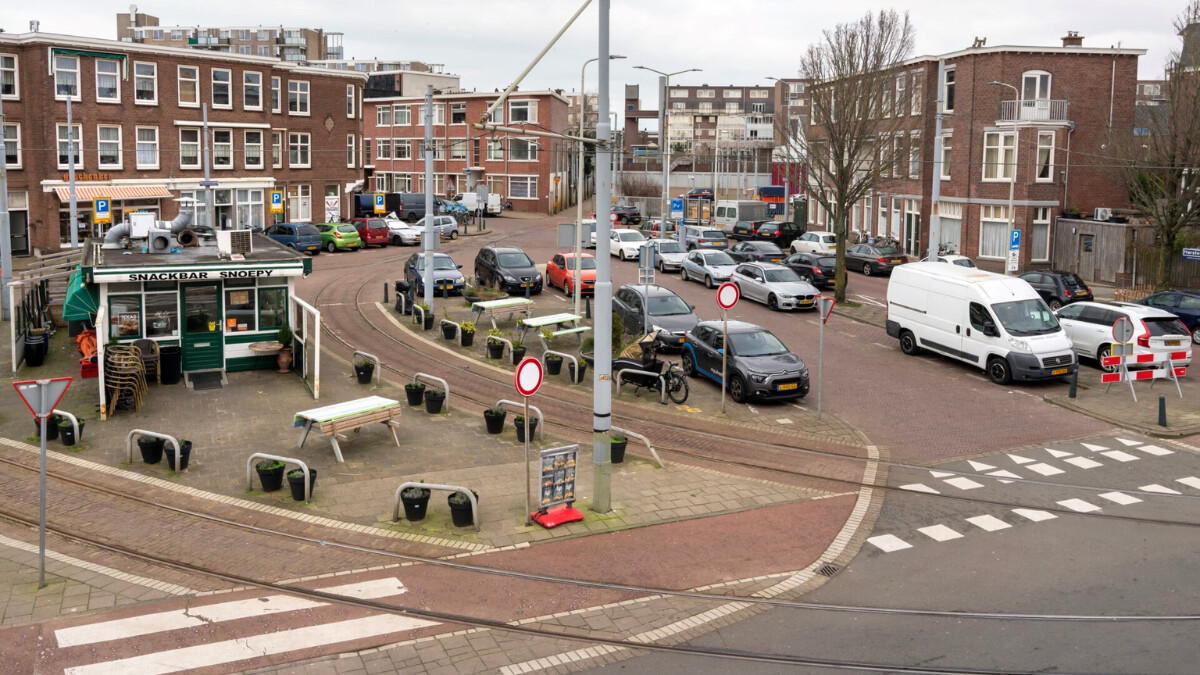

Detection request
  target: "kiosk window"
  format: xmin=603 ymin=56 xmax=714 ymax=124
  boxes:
xmin=144 ymin=293 xmax=178 ymax=337
xmin=224 ymin=288 xmax=256 ymax=332
xmin=258 ymin=287 xmax=287 ymax=330
xmin=109 ymin=295 xmax=142 ymax=340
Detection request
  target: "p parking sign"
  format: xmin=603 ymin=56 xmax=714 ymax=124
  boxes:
xmin=373 ymin=192 xmax=386 ymax=214
xmin=269 ymin=190 xmax=284 ymax=214
xmin=93 ymin=198 xmax=111 ymax=225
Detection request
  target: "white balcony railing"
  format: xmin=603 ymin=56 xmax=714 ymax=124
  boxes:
xmin=999 ymin=99 xmax=1070 ymax=123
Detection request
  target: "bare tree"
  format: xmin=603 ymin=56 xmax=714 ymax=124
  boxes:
xmin=1111 ymin=1 xmax=1200 ymax=290
xmin=800 ymin=10 xmax=915 ymax=301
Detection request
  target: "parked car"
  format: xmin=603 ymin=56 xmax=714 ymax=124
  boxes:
xmin=754 ymin=221 xmax=805 ymax=250
xmin=727 ymin=240 xmax=785 ymax=264
xmin=404 ymin=252 xmax=466 ymax=296
xmin=681 ymin=249 xmax=739 ymax=288
xmin=845 ymin=243 xmax=908 ymax=276
xmin=265 ymin=222 xmax=322 ymax=255
xmin=731 ymin=262 xmax=820 ymax=311
xmin=474 ymin=246 xmax=542 ymax=294
xmin=682 ymin=320 xmax=810 ymax=403
xmin=781 ymin=252 xmax=836 ymax=290
xmin=346 ymin=217 xmax=390 ymax=248
xmin=682 ymin=225 xmax=728 ymax=251
xmin=393 ymin=193 xmax=430 ymax=222
xmin=919 ymin=254 xmax=976 ymax=268
xmin=680 ymin=187 xmax=714 ymax=201
xmin=714 ymin=200 xmax=770 ymax=232
xmin=641 ymin=238 xmax=688 ymax=272
xmin=729 ymin=219 xmax=773 ymax=241
xmin=612 ymin=204 xmax=642 ymax=225
xmin=453 ymin=192 xmax=502 ymax=216
xmin=545 ymin=252 xmax=597 ymax=296
xmin=639 ymin=219 xmax=677 ymax=238
xmin=613 ymin=284 xmax=700 ymax=349
xmin=413 ymin=214 xmax=460 ymax=240
xmin=610 ymin=228 xmax=648 ymax=260
xmin=1054 ymin=301 xmax=1192 ymax=372
xmin=1019 ymin=270 xmax=1092 ymax=309
xmin=383 ymin=217 xmax=420 ymax=246
xmin=790 ymin=231 xmax=839 ymax=255
xmin=316 ymin=223 xmax=363 ymax=252
xmin=1135 ymin=290 xmax=1200 ymax=344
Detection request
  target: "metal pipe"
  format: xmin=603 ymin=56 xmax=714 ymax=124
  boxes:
xmin=592 ymin=0 xmax=613 ymax=514
xmin=202 ymin=103 xmax=213 ymax=230
xmin=0 ymin=90 xmax=11 ymax=318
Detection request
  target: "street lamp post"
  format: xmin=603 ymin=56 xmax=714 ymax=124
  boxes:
xmin=991 ymin=80 xmax=1021 ymax=276
xmin=575 ymin=55 xmax=625 ymax=316
xmin=633 ymin=66 xmax=701 ymax=232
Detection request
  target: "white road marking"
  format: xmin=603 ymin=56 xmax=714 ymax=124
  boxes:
xmin=1012 ymin=508 xmax=1057 ymax=522
xmin=1007 ymin=454 xmax=1035 ymax=465
xmin=315 ymin=578 xmax=411 ymax=599
xmin=1099 ymin=492 xmax=1142 ymax=506
xmin=776 ymin=418 xmax=794 ymax=425
xmin=966 ymin=515 xmax=1011 ymax=532
xmin=943 ymin=477 xmax=985 ymax=490
xmin=1139 ymin=444 xmax=1174 ymax=456
xmin=1176 ymin=477 xmax=1200 ymax=490
xmin=1025 ymin=463 xmax=1065 ymax=477
xmin=855 ymin=294 xmax=886 ymax=308
xmin=747 ymin=405 xmax=760 ymax=415
xmin=63 ymin=614 xmax=439 ymax=675
xmin=1101 ymin=450 xmax=1140 ymax=463
xmin=919 ymin=524 xmax=964 ymax=542
xmin=867 ymin=534 xmax=912 ymax=552
xmin=789 ymin=403 xmax=807 ymax=411
xmin=871 ymin=342 xmax=892 ymax=349
xmin=1057 ymin=499 xmax=1102 ymax=513
xmin=1140 ymin=484 xmax=1181 ymax=494
xmin=1115 ymin=438 xmax=1143 ymax=447
xmin=929 ymin=470 xmax=954 ymax=478
xmin=967 ymin=461 xmax=996 ymax=471
xmin=1064 ymin=456 xmax=1103 ymax=470
xmin=899 ymin=483 xmax=940 ymax=494
xmin=986 ymin=470 xmax=1021 ymax=483
xmin=1081 ymin=443 xmax=1109 ymax=452
xmin=1045 ymin=448 xmax=1073 ymax=458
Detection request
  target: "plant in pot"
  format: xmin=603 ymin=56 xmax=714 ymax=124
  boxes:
xmin=255 ymin=460 xmax=286 ymax=492
xmin=440 ymin=309 xmax=457 ymax=340
xmin=353 ymin=355 xmax=375 ymax=385
xmin=137 ymin=434 xmax=165 ymax=464
xmin=276 ymin=324 xmax=294 ymax=373
xmin=483 ymin=405 xmax=507 ymax=434
xmin=417 ymin=303 xmax=434 ymax=330
xmin=400 ymin=483 xmax=431 ymax=521
xmin=447 ymin=489 xmax=479 ymax=527
xmin=38 ymin=414 xmax=62 ymax=442
xmin=510 ymin=321 xmax=527 ymax=365
xmin=59 ymin=418 xmax=86 ymax=447
xmin=544 ymin=353 xmax=563 ymax=376
xmin=165 ymin=440 xmax=192 ymax=471
xmin=287 ymin=467 xmax=316 ymax=501
xmin=459 ymin=321 xmax=476 ymax=347
xmin=424 ymin=387 xmax=446 ymax=414
xmin=514 ymin=414 xmax=538 ymax=443
xmin=486 ymin=328 xmax=506 ymax=359
xmin=404 ymin=381 xmax=426 ymax=406
xmin=571 ymin=336 xmax=593 ymax=383
xmin=610 ymin=430 xmax=628 ymax=463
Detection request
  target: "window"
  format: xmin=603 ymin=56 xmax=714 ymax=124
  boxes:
xmin=894 ymin=74 xmax=906 ymax=117
xmin=487 ymin=174 xmax=504 ymax=197
xmin=509 ymin=138 xmax=537 ymax=161
xmin=1141 ymin=83 xmax=1162 ymax=96
xmin=378 ymin=105 xmax=392 ymax=126
xmin=363 ymin=138 xmax=371 ymax=165
xmin=979 ymin=204 xmax=1011 ymax=258
xmin=258 ymin=286 xmax=287 ymax=330
xmin=271 ymin=76 xmax=281 ymax=112
xmin=1022 ymin=70 xmax=1051 ymax=101
xmin=510 ymin=176 xmax=537 ymax=199
xmin=671 ymin=101 xmax=685 ymax=111
xmin=288 ymin=80 xmax=310 ymax=114
xmin=244 ymin=130 xmax=263 ymax=169
xmin=484 ymin=102 xmax=501 ymax=125
xmin=908 ymin=132 xmax=920 ymax=179
xmin=394 ymin=105 xmax=411 ymax=125
xmin=55 ymin=55 xmax=80 ymax=100
xmin=450 ymin=139 xmax=467 ymax=160
xmin=724 ymin=101 xmax=738 ymax=113
xmin=271 ymin=131 xmax=283 ymax=168
xmin=697 ymin=89 xmax=715 ymax=98
xmin=257 ymin=46 xmax=270 ymax=57
xmin=893 ymin=134 xmax=904 ymax=176
xmin=983 ymin=131 xmax=1015 ymax=181
xmin=289 ymin=132 xmax=310 ymax=167
xmin=724 ymin=89 xmax=742 ymax=98
xmin=1037 ymin=132 xmax=1055 ymax=182
xmin=940 ymin=135 xmax=952 ymax=180
xmin=910 ymin=71 xmax=923 ymax=115
xmin=211 ymin=68 xmax=231 ymax=108
xmin=257 ymin=29 xmax=270 ymax=41
xmin=670 ymin=88 xmax=687 ymax=97
xmin=108 ymin=295 xmax=142 ymax=340
xmin=415 ymin=103 xmax=445 ymax=124
xmin=346 ymin=134 xmax=355 ymax=168
xmin=374 ymin=174 xmax=387 ymax=192
xmin=943 ymin=67 xmax=955 ymax=113
xmin=133 ymin=62 xmax=157 ymax=104
xmin=394 ymin=174 xmax=412 ymax=192
xmin=1031 ymin=207 xmax=1050 ymax=261
xmin=212 ymin=129 xmax=233 ymax=168
xmin=376 ymin=137 xmax=391 ymax=160
xmin=509 ymin=100 xmax=537 ymax=123
xmin=395 ymin=140 xmax=411 ymax=160
xmin=288 ymin=184 xmax=311 ymax=221
xmin=451 ymin=102 xmax=466 ymax=124
xmin=699 ymin=102 xmax=713 ymax=112
xmin=3 ymin=123 xmax=20 ymax=167
xmin=178 ymin=66 xmax=199 ymax=106
xmin=170 ymin=30 xmax=183 ymax=41
xmin=1080 ymin=234 xmax=1094 ymax=253
xmin=0 ymin=54 xmax=16 ymax=99
xmin=57 ymin=124 xmax=82 ymax=169
xmin=180 ymin=128 xmax=200 ymax=168
xmin=346 ymin=84 xmax=355 ymax=117
xmin=135 ymin=127 xmax=158 ymax=169
xmin=487 ymin=139 xmax=504 ymax=160
xmin=750 ymin=89 xmax=770 ymax=98
xmin=243 ymin=71 xmax=262 ymax=110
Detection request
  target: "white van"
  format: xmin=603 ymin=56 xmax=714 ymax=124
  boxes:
xmin=455 ymin=192 xmax=502 ymax=216
xmin=885 ymin=263 xmax=1077 ymax=385
xmin=714 ymin=200 xmax=770 ymax=232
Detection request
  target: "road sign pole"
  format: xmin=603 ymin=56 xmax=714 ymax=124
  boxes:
xmin=38 ymin=384 xmax=47 ymax=589
xmin=721 ymin=309 xmax=728 ymax=414
xmin=524 ymin=395 xmax=532 ymax=526
xmin=818 ymin=302 xmax=825 ymax=421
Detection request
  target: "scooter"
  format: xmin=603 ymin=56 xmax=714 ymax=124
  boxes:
xmin=611 ymin=331 xmax=689 ymax=404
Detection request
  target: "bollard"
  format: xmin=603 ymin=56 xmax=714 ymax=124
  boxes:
xmin=1068 ymin=369 xmax=1078 ymax=399
xmin=443 ymin=286 xmax=449 ymax=300
xmin=1159 ymin=395 xmax=1168 ymax=427
xmin=383 ymin=282 xmax=389 ymax=304
xmin=525 ymin=283 xmax=531 ymax=299
xmin=585 ymin=296 xmax=592 ymax=320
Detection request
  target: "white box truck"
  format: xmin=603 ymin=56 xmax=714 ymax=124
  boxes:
xmin=714 ymin=200 xmax=770 ymax=231
xmin=885 ymin=263 xmax=1077 ymax=385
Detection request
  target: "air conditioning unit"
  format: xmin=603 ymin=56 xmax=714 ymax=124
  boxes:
xmin=147 ymin=227 xmax=173 ymax=253
xmin=1094 ymin=208 xmax=1113 ymax=222
xmin=128 ymin=211 xmax=157 ymax=239
xmin=216 ymin=230 xmax=253 ymax=257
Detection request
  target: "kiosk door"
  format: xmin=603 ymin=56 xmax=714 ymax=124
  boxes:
xmin=181 ymin=283 xmax=224 ymax=372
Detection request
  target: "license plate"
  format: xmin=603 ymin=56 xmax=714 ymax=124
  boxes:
xmin=1052 ymin=368 xmax=1069 ymax=375
xmin=799 ymin=299 xmax=813 ymax=305
xmin=306 ymin=246 xmax=317 ymax=251
xmin=521 ymin=283 xmax=531 ymax=288
xmin=777 ymin=382 xmax=798 ymax=391
xmin=771 ymin=258 xmax=782 ymax=263
xmin=890 ymin=259 xmax=902 ymax=264
xmin=439 ymin=285 xmax=451 ymax=290
xmin=1167 ymin=340 xmax=1181 ymax=347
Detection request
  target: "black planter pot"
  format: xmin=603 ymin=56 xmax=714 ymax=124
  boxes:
xmin=354 ymin=363 xmax=375 ymax=384
xmin=514 ymin=418 xmax=538 ymax=444
xmin=59 ymin=419 xmax=85 ymax=447
xmin=568 ymin=362 xmax=587 ymax=382
xmin=545 ymin=357 xmax=563 ymax=376
xmin=138 ymin=436 xmax=165 ymax=464
xmin=511 ymin=346 xmax=527 ymax=365
xmin=400 ymin=488 xmax=431 ymax=521
xmin=423 ymin=314 xmax=435 ymax=330
xmin=441 ymin=324 xmax=457 ymax=340
xmin=483 ymin=410 xmax=506 ymax=434
xmin=611 ymin=439 xmax=628 ymax=464
xmin=424 ymin=391 xmax=446 ymax=414
xmin=461 ymin=331 xmax=475 ymax=347
xmin=38 ymin=415 xmax=61 ymax=441
xmin=164 ymin=440 xmax=192 ymax=471
xmin=287 ymin=468 xmax=317 ymax=501
xmin=447 ymin=491 xmax=479 ymax=527
xmin=486 ymin=341 xmax=505 ymax=359
xmin=404 ymin=385 xmax=426 ymax=406
xmin=256 ymin=462 xmax=286 ymax=491
xmin=24 ymin=334 xmax=47 ymax=367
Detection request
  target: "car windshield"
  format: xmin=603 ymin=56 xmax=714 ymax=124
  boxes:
xmin=497 ymin=253 xmax=533 ymax=267
xmin=647 ymin=295 xmax=692 ymax=316
xmin=702 ymin=230 xmax=724 ymax=239
xmin=337 ymin=225 xmax=358 ymax=233
xmin=297 ymin=225 xmax=320 ymax=236
xmin=656 ymin=241 xmax=685 ymax=253
xmin=703 ymin=252 xmax=736 ymax=265
xmin=875 ymin=246 xmax=903 ymax=255
xmin=1144 ymin=318 xmax=1189 ymax=337
xmin=765 ymin=268 xmax=802 ymax=283
xmin=419 ymin=256 xmax=458 ymax=271
xmin=618 ymin=232 xmax=645 ymax=242
xmin=729 ymin=330 xmax=789 ymax=357
xmin=385 ymin=219 xmax=409 ymax=229
xmin=565 ymin=257 xmax=597 ymax=270
xmin=993 ymin=299 xmax=1060 ymax=337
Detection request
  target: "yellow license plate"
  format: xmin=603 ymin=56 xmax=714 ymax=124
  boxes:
xmin=799 ymin=299 xmax=813 ymax=305
xmin=1052 ymin=368 xmax=1068 ymax=375
xmin=771 ymin=258 xmax=782 ymax=262
xmin=890 ymin=259 xmax=902 ymax=263
xmin=778 ymin=382 xmax=798 ymax=391
xmin=306 ymin=246 xmax=317 ymax=250
xmin=521 ymin=283 xmax=531 ymax=287
xmin=1167 ymin=340 xmax=1181 ymax=347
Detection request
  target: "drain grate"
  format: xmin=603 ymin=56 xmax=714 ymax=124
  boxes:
xmin=815 ymin=563 xmax=840 ymax=577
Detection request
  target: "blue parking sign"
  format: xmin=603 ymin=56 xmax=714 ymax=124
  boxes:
xmin=269 ymin=190 xmax=284 ymax=213
xmin=93 ymin=198 xmax=111 ymax=224
xmin=1010 ymin=229 xmax=1021 ymax=249
xmin=373 ymin=192 xmax=386 ymax=214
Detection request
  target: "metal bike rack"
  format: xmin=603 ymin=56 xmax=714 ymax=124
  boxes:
xmin=394 ymin=293 xmax=410 ymax=314
xmin=246 ymin=452 xmax=313 ymax=503
xmin=125 ymin=429 xmax=183 ymax=471
xmin=613 ymin=368 xmax=667 ymax=404
xmin=51 ymin=409 xmax=79 ymax=444
xmin=351 ymin=350 xmax=381 ymax=387
xmin=438 ymin=319 xmax=461 ymax=342
xmin=610 ymin=426 xmax=664 ymax=469
xmin=412 ymin=373 xmax=451 ymax=412
xmin=486 ymin=336 xmax=514 ymax=360
xmin=392 ymin=481 xmax=479 ymax=532
xmin=412 ymin=304 xmax=427 ymax=327
xmin=493 ymin=399 xmax=543 ymax=440
xmin=543 ymin=350 xmax=580 ymax=384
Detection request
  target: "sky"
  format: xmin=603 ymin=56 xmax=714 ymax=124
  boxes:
xmin=0 ymin=0 xmax=1185 ymax=114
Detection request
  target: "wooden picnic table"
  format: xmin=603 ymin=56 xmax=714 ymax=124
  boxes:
xmin=522 ymin=312 xmax=592 ymax=348
xmin=470 ymin=297 xmax=536 ymax=329
xmin=294 ymin=396 xmax=403 ymax=463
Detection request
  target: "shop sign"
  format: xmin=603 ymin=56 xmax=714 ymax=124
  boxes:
xmin=325 ymin=196 xmax=341 ymax=222
xmin=61 ymin=173 xmax=113 ymax=181
xmin=94 ymin=266 xmax=304 ymax=282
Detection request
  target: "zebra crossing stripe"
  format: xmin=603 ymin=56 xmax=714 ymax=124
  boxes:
xmin=1115 ymin=438 xmax=1142 ymax=446
xmin=1099 ymin=492 xmax=1142 ymax=505
xmin=918 ymin=524 xmax=964 ymax=542
xmin=1101 ymin=450 xmax=1140 ymax=462
xmin=1007 ymin=454 xmax=1035 ymax=465
xmin=1057 ymin=499 xmax=1102 ymax=513
xmin=1139 ymin=445 xmax=1174 ymax=456
xmin=1045 ymin=448 xmax=1073 ymax=458
xmin=899 ymin=483 xmax=940 ymax=494
xmin=867 ymin=534 xmax=912 ymax=552
xmin=1012 ymin=508 xmax=1056 ymax=522
xmin=1177 ymin=477 xmax=1200 ymax=490
xmin=1064 ymin=456 xmax=1103 ymax=470
xmin=1140 ymin=484 xmax=1181 ymax=494
xmin=966 ymin=515 xmax=1011 ymax=531
xmin=1081 ymin=443 xmax=1109 ymax=452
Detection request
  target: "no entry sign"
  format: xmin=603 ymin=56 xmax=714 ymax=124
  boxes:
xmin=514 ymin=357 xmax=544 ymax=397
xmin=716 ymin=282 xmax=739 ymax=310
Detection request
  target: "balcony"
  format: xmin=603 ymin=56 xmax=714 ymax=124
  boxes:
xmin=999 ymin=99 xmax=1070 ymax=124
xmin=188 ymin=36 xmax=228 ymax=47
xmin=277 ymin=36 xmax=307 ymax=46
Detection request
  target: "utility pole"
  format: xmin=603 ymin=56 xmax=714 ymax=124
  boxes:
xmin=0 ymin=91 xmax=11 ymax=320
xmin=592 ymin=0 xmax=614 ymax=514
xmin=928 ymin=60 xmax=946 ymax=262
xmin=423 ymin=85 xmax=435 ymax=307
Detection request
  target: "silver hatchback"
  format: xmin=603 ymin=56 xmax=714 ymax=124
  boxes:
xmin=682 ymin=226 xmax=728 ymax=251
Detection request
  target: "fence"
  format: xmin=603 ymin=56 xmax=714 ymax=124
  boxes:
xmin=8 ymin=278 xmax=52 ymax=377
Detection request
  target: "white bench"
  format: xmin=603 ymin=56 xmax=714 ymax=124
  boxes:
xmin=294 ymin=396 xmax=403 ymax=463
xmin=523 ymin=312 xmax=592 ymax=350
xmin=471 ymin=297 xmax=536 ymax=329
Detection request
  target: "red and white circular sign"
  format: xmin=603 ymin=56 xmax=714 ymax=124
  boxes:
xmin=514 ymin=357 xmax=544 ymax=397
xmin=610 ymin=213 xmax=618 ymax=222
xmin=716 ymin=281 xmax=740 ymax=310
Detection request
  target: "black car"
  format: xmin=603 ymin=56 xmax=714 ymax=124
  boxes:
xmin=727 ymin=240 xmax=785 ymax=264
xmin=782 ymin=252 xmax=836 ymax=290
xmin=612 ymin=205 xmax=642 ymax=225
xmin=404 ymin=252 xmax=466 ymax=296
xmin=613 ymin=284 xmax=699 ymax=350
xmin=1019 ymin=270 xmax=1092 ymax=310
xmin=844 ymin=243 xmax=908 ymax=276
xmin=474 ymin=246 xmax=542 ymax=294
xmin=754 ymin=221 xmax=805 ymax=250
xmin=680 ymin=188 xmax=715 ymax=201
xmin=1136 ymin=290 xmax=1200 ymax=344
xmin=681 ymin=320 xmax=809 ymax=403
xmin=729 ymin=220 xmax=773 ymax=241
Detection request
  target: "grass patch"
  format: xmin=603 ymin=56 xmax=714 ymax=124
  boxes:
xmin=839 ymin=300 xmax=862 ymax=308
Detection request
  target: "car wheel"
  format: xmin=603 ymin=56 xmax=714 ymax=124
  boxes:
xmin=704 ymin=275 xmax=714 ymax=289
xmin=391 ymin=236 xmax=401 ymax=246
xmin=1193 ymin=326 xmax=1200 ymax=345
xmin=405 ymin=213 xmax=417 ymax=223
xmin=1048 ymin=299 xmax=1063 ymax=310
xmin=862 ymin=263 xmax=873 ymax=276
xmin=899 ymin=330 xmax=921 ymax=355
xmin=768 ymin=294 xmax=780 ymax=311
xmin=563 ymin=279 xmax=572 ymax=296
xmin=325 ymin=241 xmax=337 ymax=253
xmin=680 ymin=267 xmax=689 ymax=282
xmin=1097 ymin=344 xmax=1118 ymax=373
xmin=987 ymin=356 xmax=1012 ymax=385
xmin=619 ymin=250 xmax=627 ymax=261
xmin=729 ymin=374 xmax=748 ymax=404
xmin=681 ymin=350 xmax=697 ymax=376
xmin=620 ymin=216 xmax=629 ymax=225
xmin=449 ymin=230 xmax=458 ymax=240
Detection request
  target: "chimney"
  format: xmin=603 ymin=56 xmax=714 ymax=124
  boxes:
xmin=1062 ymin=31 xmax=1084 ymax=48
xmin=29 ymin=20 xmax=39 ymax=32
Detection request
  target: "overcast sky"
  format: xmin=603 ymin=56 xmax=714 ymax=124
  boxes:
xmin=0 ymin=0 xmax=1184 ymax=112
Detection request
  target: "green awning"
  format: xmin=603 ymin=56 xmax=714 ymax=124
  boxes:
xmin=62 ymin=269 xmax=99 ymax=321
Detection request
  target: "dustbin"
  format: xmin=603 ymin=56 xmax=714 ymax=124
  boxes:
xmin=159 ymin=345 xmax=183 ymax=385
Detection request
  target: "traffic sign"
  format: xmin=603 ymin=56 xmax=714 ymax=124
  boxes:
xmin=1184 ymin=247 xmax=1200 ymax=261
xmin=716 ymin=282 xmax=739 ymax=310
xmin=1112 ymin=317 xmax=1135 ymax=343
xmin=13 ymin=378 xmax=72 ymax=419
xmin=670 ymin=199 xmax=683 ymax=218
xmin=92 ymin=198 xmax=111 ymax=225
xmin=610 ymin=213 xmax=618 ymax=222
xmin=373 ymin=192 xmax=386 ymax=214
xmin=269 ymin=190 xmax=284 ymax=214
xmin=1007 ymin=229 xmax=1020 ymax=272
xmin=514 ymin=357 xmax=544 ymax=397
xmin=818 ymin=296 xmax=837 ymax=325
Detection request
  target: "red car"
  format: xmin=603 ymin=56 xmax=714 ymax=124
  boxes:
xmin=346 ymin=217 xmax=390 ymax=248
xmin=545 ymin=252 xmax=597 ymax=296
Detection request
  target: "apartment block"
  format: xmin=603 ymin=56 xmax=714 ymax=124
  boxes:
xmin=115 ymin=11 xmax=342 ymax=62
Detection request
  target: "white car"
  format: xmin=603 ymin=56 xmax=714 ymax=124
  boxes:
xmin=413 ymin=215 xmax=460 ymax=240
xmin=919 ymin=254 xmax=976 ymax=268
xmin=730 ymin=262 xmax=820 ymax=311
xmin=791 ymin=231 xmax=839 ymax=255
xmin=384 ymin=217 xmax=420 ymax=246
xmin=610 ymin=229 xmax=647 ymax=261
xmin=1054 ymin=301 xmax=1192 ymax=372
xmin=641 ymin=238 xmax=688 ymax=272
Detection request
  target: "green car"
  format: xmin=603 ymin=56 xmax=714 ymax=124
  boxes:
xmin=316 ymin=223 xmax=363 ymax=252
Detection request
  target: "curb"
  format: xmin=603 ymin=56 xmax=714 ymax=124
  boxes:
xmin=1042 ymin=395 xmax=1200 ymax=438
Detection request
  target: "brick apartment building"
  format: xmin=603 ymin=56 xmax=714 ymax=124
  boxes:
xmin=363 ymin=91 xmax=571 ymax=214
xmin=1 ymin=30 xmax=367 ymax=254
xmin=807 ymin=34 xmax=1144 ymax=274
xmin=769 ymin=77 xmax=811 ymax=198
